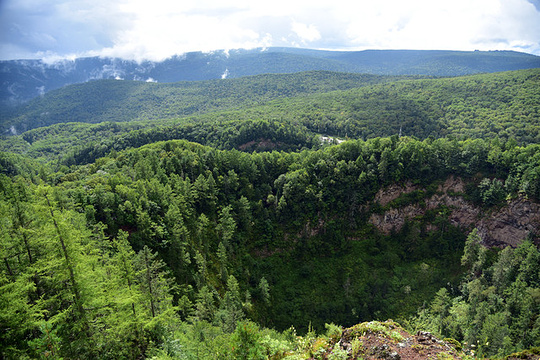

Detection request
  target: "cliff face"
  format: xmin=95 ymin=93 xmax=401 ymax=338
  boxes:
xmin=369 ymin=177 xmax=540 ymax=247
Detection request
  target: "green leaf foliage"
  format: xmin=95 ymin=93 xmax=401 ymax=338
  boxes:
xmin=2 ymin=68 xmax=540 ymax=165
xmin=413 ymin=229 xmax=540 ymax=358
xmin=1 ymin=67 xmax=540 ymax=359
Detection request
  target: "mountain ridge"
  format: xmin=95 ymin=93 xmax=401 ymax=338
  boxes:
xmin=3 ymin=68 xmax=538 ymax=149
xmin=2 ymin=47 xmax=540 ymax=106
xmin=0 ymin=71 xmax=420 ymax=134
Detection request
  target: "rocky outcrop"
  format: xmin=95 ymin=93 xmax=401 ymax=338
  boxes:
xmin=373 ymin=181 xmax=419 ymax=206
xmin=369 ymin=176 xmax=539 ymax=248
xmin=332 ymin=320 xmax=466 ymax=360
xmin=370 ymin=205 xmax=425 ymax=234
xmin=477 ymin=197 xmax=540 ymax=247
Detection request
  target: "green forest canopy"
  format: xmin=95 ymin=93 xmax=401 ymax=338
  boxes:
xmin=1 ymin=68 xmax=539 ymax=166
xmin=2 ymin=135 xmax=540 ymax=358
xmin=1 ymin=67 xmax=540 ymax=359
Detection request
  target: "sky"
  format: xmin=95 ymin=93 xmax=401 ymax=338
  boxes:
xmin=1 ymin=0 xmax=540 ymax=62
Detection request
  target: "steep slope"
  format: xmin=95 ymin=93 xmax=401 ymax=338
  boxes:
xmin=368 ymin=177 xmax=540 ymax=248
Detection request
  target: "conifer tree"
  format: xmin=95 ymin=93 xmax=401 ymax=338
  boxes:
xmin=217 ymin=241 xmax=229 ymax=282
xmin=133 ymin=245 xmax=178 ymax=342
xmin=216 ymin=205 xmax=236 ymax=251
xmin=461 ymin=228 xmax=482 ymax=278
xmin=193 ymin=285 xmax=218 ymax=322
xmin=108 ymin=230 xmax=147 ymax=357
xmin=40 ymin=188 xmax=96 ymax=357
xmin=216 ymin=275 xmax=245 ymax=332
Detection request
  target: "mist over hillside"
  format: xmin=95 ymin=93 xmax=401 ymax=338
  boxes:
xmin=2 ymin=47 xmax=540 ymax=106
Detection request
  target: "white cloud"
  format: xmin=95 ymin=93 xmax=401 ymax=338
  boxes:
xmin=292 ymin=22 xmax=321 ymax=43
xmin=93 ymin=0 xmax=263 ymax=61
xmin=221 ymin=68 xmax=229 ymax=79
xmin=36 ymin=85 xmax=45 ymax=96
xmin=335 ymin=0 xmax=540 ymax=53
xmin=0 ymin=0 xmax=539 ymax=60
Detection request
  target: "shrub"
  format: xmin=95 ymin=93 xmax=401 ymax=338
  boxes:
xmin=231 ymin=320 xmax=265 ymax=360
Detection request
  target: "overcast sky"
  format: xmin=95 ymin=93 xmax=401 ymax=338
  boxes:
xmin=1 ymin=0 xmax=540 ymax=62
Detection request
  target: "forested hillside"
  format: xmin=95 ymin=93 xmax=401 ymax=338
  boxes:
xmin=2 ymin=71 xmax=413 ymax=134
xmin=1 ymin=66 xmax=540 ymax=359
xmin=2 ymin=47 xmax=539 ymax=106
xmin=2 ymin=136 xmax=540 ymax=359
xmin=2 ymin=69 xmax=539 ymax=164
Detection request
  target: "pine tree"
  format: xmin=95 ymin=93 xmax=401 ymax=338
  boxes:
xmin=217 ymin=241 xmax=229 ymax=282
xmin=133 ymin=245 xmax=178 ymax=342
xmin=216 ymin=205 xmax=236 ymax=252
xmin=107 ymin=230 xmax=147 ymax=357
xmin=192 ymin=285 xmax=218 ymax=322
xmin=258 ymin=277 xmax=270 ymax=305
xmin=40 ymin=188 xmax=96 ymax=357
xmin=462 ymin=228 xmax=483 ymax=278
xmin=215 ymin=275 xmax=245 ymax=332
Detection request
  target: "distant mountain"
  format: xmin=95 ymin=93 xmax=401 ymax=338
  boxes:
xmin=3 ymin=68 xmax=540 ymax=161
xmin=1 ymin=47 xmax=540 ymax=106
xmin=1 ymin=71 xmax=417 ymax=134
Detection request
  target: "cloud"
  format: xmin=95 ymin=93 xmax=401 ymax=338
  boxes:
xmin=336 ymin=0 xmax=540 ymax=54
xmin=292 ymin=22 xmax=321 ymax=43
xmin=221 ymin=69 xmax=229 ymax=79
xmin=0 ymin=0 xmax=126 ymax=58
xmin=0 ymin=0 xmax=539 ymax=61
xmin=36 ymin=85 xmax=45 ymax=96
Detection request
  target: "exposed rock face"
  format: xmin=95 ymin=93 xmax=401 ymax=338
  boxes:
xmin=373 ymin=181 xmax=419 ymax=206
xmin=370 ymin=205 xmax=425 ymax=234
xmin=369 ymin=176 xmax=539 ymax=248
xmin=477 ymin=197 xmax=540 ymax=247
xmin=238 ymin=138 xmax=278 ymax=151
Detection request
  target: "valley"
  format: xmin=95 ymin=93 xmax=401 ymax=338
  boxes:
xmin=1 ymin=50 xmax=539 ymax=359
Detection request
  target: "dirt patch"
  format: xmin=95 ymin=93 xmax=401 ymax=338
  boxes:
xmin=238 ymin=138 xmax=278 ymax=151
xmin=506 ymin=349 xmax=540 ymax=360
